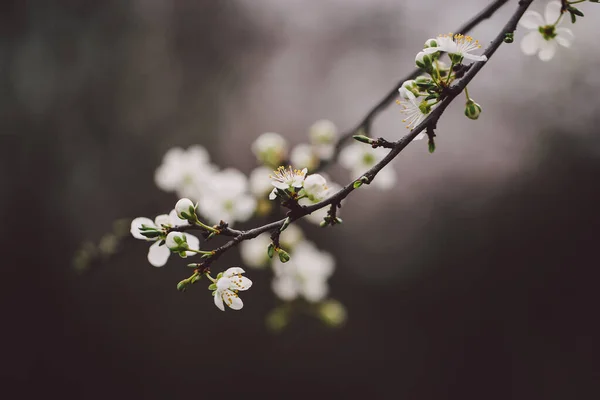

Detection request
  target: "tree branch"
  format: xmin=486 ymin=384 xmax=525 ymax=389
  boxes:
xmin=319 ymin=0 xmax=510 ymax=170
xmin=175 ymin=0 xmax=534 ymax=271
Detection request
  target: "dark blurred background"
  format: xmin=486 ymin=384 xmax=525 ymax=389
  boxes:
xmin=2 ymin=1 xmax=599 ymax=399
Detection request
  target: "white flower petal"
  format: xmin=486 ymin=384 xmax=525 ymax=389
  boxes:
xmin=214 ymin=291 xmax=225 ymax=311
xmin=520 ymin=31 xmax=542 ymax=55
xmin=301 ymin=279 xmax=329 ymax=303
xmin=545 ymin=1 xmax=562 ymax=25
xmin=272 ymin=276 xmax=299 ymax=301
xmin=373 ymin=167 xmax=396 ymax=190
xmin=226 ymin=293 xmax=244 ymax=310
xmin=413 ymin=132 xmax=426 ymax=141
xmin=269 ymin=188 xmax=278 ymax=200
xmin=148 ymin=241 xmax=171 ymax=267
xmin=154 ymin=214 xmax=170 ymax=227
xmin=538 ymin=39 xmax=557 ymax=61
xmin=271 ymin=181 xmax=289 ymax=190
xmin=168 ymin=209 xmax=189 ymax=226
xmin=184 ymin=234 xmax=200 ymax=256
xmin=555 ymin=28 xmax=574 ymax=48
xmin=224 ymin=267 xmax=245 ymax=276
xmin=519 ymin=11 xmax=545 ymax=29
xmin=462 ymin=54 xmax=487 ymax=62
xmin=130 ymin=217 xmax=156 ymax=240
xmin=229 ymin=276 xmax=253 ymax=291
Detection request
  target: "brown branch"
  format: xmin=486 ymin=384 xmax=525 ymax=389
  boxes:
xmin=171 ymin=0 xmax=534 ymax=272
xmin=317 ymin=0 xmax=510 ymax=170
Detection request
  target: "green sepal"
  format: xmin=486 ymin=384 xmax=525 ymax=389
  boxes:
xmin=208 ymin=283 xmax=217 ymax=291
xmin=177 ymin=280 xmax=189 ymax=292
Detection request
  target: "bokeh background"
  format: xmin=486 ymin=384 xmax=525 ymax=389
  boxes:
xmin=2 ymin=0 xmax=599 ymax=398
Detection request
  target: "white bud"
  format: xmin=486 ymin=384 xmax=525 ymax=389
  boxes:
xmin=175 ymin=198 xmax=195 ymax=220
xmin=464 ymin=99 xmax=482 ymax=120
xmin=165 ymin=231 xmax=187 ymax=251
xmin=424 ymin=38 xmax=438 ymax=48
xmin=415 ymin=51 xmax=432 ymax=70
xmin=303 ymin=174 xmax=329 ymax=202
xmin=309 ymin=119 xmax=338 ymax=145
xmin=251 ymin=132 xmax=288 ymax=168
xmin=398 ymin=80 xmax=417 ymax=100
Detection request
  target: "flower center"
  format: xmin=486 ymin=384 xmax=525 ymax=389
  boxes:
xmin=538 ymin=25 xmax=557 ymax=40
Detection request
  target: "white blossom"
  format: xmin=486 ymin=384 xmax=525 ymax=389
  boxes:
xmin=198 ymin=168 xmax=256 ymax=226
xmin=519 ymin=1 xmax=573 ymax=61
xmin=397 ymin=97 xmax=437 ymax=134
xmin=213 ymin=267 xmax=252 ymax=311
xmin=339 ymin=143 xmax=396 ymax=190
xmin=249 ymin=166 xmax=275 ymax=197
xmin=269 ymin=166 xmax=308 ymax=199
xmin=175 ymin=198 xmax=195 ymax=220
xmin=290 ymin=143 xmax=318 ymax=171
xmin=302 ymin=173 xmax=329 ymax=202
xmin=297 ymin=175 xmax=341 ymax=225
xmin=251 ymin=132 xmax=288 ymax=168
xmin=422 ymin=33 xmax=487 ymax=62
xmin=271 ymin=241 xmax=334 ymax=303
xmin=154 ymin=145 xmax=217 ymax=200
xmin=130 ymin=210 xmax=198 ymax=267
xmin=309 ymin=119 xmax=338 ymax=160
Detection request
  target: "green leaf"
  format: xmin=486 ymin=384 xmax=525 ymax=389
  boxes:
xmin=278 ymin=249 xmax=291 ymax=263
xmin=353 ymin=180 xmax=363 ymax=189
xmin=208 ymin=283 xmax=217 ymax=291
xmin=352 ymin=134 xmax=372 ymax=144
xmin=267 ymin=243 xmax=275 ymax=258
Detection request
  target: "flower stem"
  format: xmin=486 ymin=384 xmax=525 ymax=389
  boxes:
xmin=464 ymin=86 xmax=471 ymax=101
xmin=193 ymin=220 xmax=220 ymax=234
xmin=187 ymin=249 xmax=215 ymax=256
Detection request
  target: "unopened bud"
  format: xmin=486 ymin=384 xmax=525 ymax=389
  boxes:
xmin=464 ymin=99 xmax=482 ymax=120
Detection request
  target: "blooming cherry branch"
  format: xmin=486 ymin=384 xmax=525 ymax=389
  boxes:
xmin=120 ymin=0 xmax=599 ymax=327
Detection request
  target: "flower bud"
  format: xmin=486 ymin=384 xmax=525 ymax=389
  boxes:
xmin=464 ymin=99 xmax=482 ymax=120
xmin=303 ymin=174 xmax=328 ymax=202
xmin=278 ymin=248 xmax=291 ymax=263
xmin=415 ymin=51 xmax=433 ymax=70
xmin=398 ymin=80 xmax=417 ymax=100
xmin=251 ymin=132 xmax=288 ymax=168
xmin=424 ymin=38 xmax=438 ymax=48
xmin=165 ymin=231 xmax=188 ymax=251
xmin=175 ymin=198 xmax=196 ymax=220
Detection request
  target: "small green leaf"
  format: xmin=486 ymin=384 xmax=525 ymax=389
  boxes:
xmin=352 ymin=135 xmax=372 ymax=144
xmin=267 ymin=243 xmax=275 ymax=258
xmin=208 ymin=283 xmax=217 ymax=291
xmin=353 ymin=180 xmax=363 ymax=189
xmin=278 ymin=249 xmax=291 ymax=263
xmin=428 ymin=138 xmax=436 ymax=154
xmin=177 ymin=280 xmax=189 ymax=292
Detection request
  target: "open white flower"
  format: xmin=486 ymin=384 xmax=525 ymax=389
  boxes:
xmin=271 ymin=241 xmax=334 ymax=303
xmin=339 ymin=143 xmax=396 ymax=190
xmin=130 ymin=210 xmax=198 ymax=267
xmin=213 ymin=267 xmax=252 ymax=311
xmin=252 ymin=132 xmax=288 ymax=168
xmin=154 ymin=145 xmax=217 ymax=200
xmin=198 ymin=168 xmax=256 ymax=226
xmin=397 ymin=97 xmax=437 ymax=134
xmin=268 ymin=166 xmax=308 ymax=199
xmin=518 ymin=1 xmax=573 ymax=61
xmin=423 ymin=33 xmax=487 ymax=62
